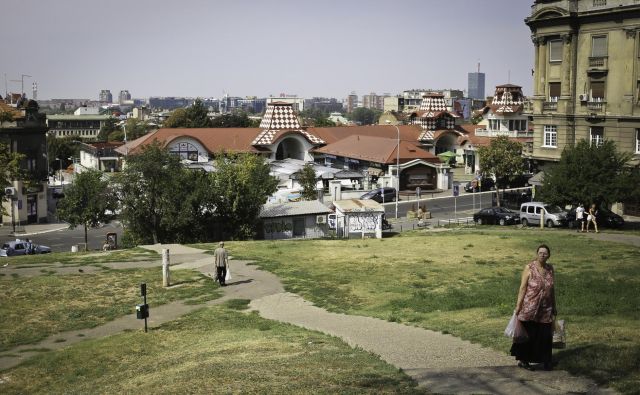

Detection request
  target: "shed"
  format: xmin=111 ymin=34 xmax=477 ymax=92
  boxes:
xmin=332 ymin=199 xmax=385 ymax=239
xmin=259 ymin=200 xmax=332 ymax=240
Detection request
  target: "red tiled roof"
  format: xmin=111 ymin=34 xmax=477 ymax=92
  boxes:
xmin=307 ymin=124 xmax=424 ymax=145
xmin=0 ymin=100 xmax=23 ymax=119
xmin=313 ymin=134 xmax=440 ymax=165
xmin=116 ymin=128 xmax=262 ymax=155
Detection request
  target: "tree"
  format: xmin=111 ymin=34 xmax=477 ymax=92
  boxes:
xmin=0 ymin=142 xmax=24 ymax=216
xmin=97 ymin=117 xmax=118 ymax=141
xmin=56 ymin=169 xmax=118 ymax=247
xmin=477 ymin=136 xmax=524 ymax=206
xmin=210 ymin=153 xmax=278 ymax=239
xmin=349 ymin=107 xmax=381 ymax=125
xmin=298 ymin=164 xmax=318 ymax=200
xmin=210 ymin=112 xmax=258 ymax=128
xmin=47 ymin=135 xmax=80 ymax=176
xmin=109 ymin=118 xmax=151 ymax=142
xmin=539 ymin=139 xmax=634 ymax=207
xmin=163 ymin=99 xmax=213 ymax=128
xmin=115 ymin=142 xmax=189 ymax=244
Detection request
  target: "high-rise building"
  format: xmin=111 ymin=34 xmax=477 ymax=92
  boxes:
xmin=468 ymin=65 xmax=486 ymax=100
xmin=99 ymin=89 xmax=112 ymax=103
xmin=345 ymin=92 xmax=358 ymax=113
xmin=118 ymin=90 xmax=131 ymax=104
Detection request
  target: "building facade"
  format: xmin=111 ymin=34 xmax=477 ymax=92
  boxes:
xmin=468 ymin=72 xmax=486 ymax=100
xmin=46 ymin=114 xmax=113 ymax=140
xmin=99 ymin=90 xmax=112 ymax=103
xmin=526 ymin=0 xmax=640 ymax=167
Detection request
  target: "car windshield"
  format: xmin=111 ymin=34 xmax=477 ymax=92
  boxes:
xmin=495 ymin=207 xmax=512 ymax=213
xmin=544 ymin=205 xmax=564 ymax=213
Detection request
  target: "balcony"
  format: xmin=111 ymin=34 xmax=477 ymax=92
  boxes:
xmin=586 ymin=100 xmax=606 ymax=111
xmin=543 ymin=101 xmax=558 ymax=111
xmin=474 ymin=128 xmax=533 ymax=138
xmin=588 ymin=56 xmax=608 ymax=70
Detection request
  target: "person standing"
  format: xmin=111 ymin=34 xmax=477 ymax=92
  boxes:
xmin=213 ymin=241 xmax=229 ymax=286
xmin=586 ymin=203 xmax=599 ymax=233
xmin=575 ymin=204 xmax=585 ymax=232
xmin=511 ymin=244 xmax=557 ymax=371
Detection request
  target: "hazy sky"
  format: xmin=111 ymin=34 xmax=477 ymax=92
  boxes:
xmin=1 ymin=0 xmax=534 ymax=101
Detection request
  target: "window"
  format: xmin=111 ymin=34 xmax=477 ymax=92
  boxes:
xmin=549 ymin=39 xmax=563 ymax=62
xmin=590 ymin=127 xmax=604 ymax=147
xmin=548 ymin=82 xmax=561 ymax=101
xmin=590 ymin=80 xmax=605 ymax=100
xmin=591 ymin=35 xmax=607 ymax=57
xmin=636 ymin=129 xmax=640 ymax=153
xmin=508 ymin=119 xmax=527 ymax=131
xmin=489 ymin=119 xmax=500 ymax=130
xmin=543 ymin=125 xmax=557 ymax=147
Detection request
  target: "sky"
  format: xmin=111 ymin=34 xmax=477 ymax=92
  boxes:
xmin=0 ymin=0 xmax=535 ymax=101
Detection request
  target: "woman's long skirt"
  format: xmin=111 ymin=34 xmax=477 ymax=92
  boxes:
xmin=510 ymin=320 xmax=553 ymax=363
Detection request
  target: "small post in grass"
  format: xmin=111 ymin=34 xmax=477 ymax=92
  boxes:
xmin=136 ymin=283 xmax=149 ymax=333
xmin=162 ymin=249 xmax=170 ymax=287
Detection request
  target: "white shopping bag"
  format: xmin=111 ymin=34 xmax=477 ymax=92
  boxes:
xmin=504 ymin=312 xmax=517 ymax=338
xmin=225 ymin=267 xmax=231 ymax=281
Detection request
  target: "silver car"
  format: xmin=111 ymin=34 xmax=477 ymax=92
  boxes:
xmin=0 ymin=240 xmax=52 ymax=257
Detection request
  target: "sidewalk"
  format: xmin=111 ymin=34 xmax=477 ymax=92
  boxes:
xmin=0 ymin=243 xmax=621 ymax=394
xmin=0 ymin=221 xmax=68 ymax=238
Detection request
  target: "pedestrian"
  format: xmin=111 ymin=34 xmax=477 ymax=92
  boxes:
xmin=25 ymin=239 xmax=33 ymax=254
xmin=575 ymin=203 xmax=585 ymax=232
xmin=586 ymin=203 xmax=599 ymax=233
xmin=213 ymin=241 xmax=229 ymax=286
xmin=511 ymin=244 xmax=557 ymax=371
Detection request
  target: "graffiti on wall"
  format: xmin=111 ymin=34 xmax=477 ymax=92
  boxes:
xmin=264 ymin=220 xmax=292 ymax=234
xmin=348 ymin=213 xmax=379 ymax=231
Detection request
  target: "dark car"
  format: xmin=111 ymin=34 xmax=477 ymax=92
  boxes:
xmin=360 ymin=187 xmax=397 ymax=203
xmin=566 ymin=206 xmax=624 ymax=229
xmin=496 ymin=174 xmax=533 ymax=189
xmin=0 ymin=240 xmax=52 ymax=257
xmin=473 ymin=206 xmax=520 ymax=226
xmin=464 ymin=177 xmax=495 ymax=193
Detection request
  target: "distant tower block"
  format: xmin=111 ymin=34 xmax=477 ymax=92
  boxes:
xmin=32 ymin=82 xmax=38 ymax=100
xmin=468 ymin=63 xmax=486 ymax=100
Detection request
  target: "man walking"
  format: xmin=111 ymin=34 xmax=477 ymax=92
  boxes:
xmin=214 ymin=241 xmax=229 ymax=286
xmin=575 ymin=203 xmax=585 ymax=232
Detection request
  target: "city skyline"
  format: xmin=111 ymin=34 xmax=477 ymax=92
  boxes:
xmin=1 ymin=0 xmax=534 ymax=100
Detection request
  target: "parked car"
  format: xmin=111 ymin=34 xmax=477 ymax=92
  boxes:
xmin=566 ymin=206 xmax=624 ymax=229
xmin=519 ymin=202 xmax=568 ymax=228
xmin=496 ymin=173 xmax=533 ymax=189
xmin=360 ymin=187 xmax=397 ymax=203
xmin=0 ymin=240 xmax=52 ymax=257
xmin=473 ymin=207 xmax=520 ymax=226
xmin=464 ymin=177 xmax=495 ymax=193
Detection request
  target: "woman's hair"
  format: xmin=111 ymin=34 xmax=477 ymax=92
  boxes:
xmin=537 ymin=244 xmax=551 ymax=257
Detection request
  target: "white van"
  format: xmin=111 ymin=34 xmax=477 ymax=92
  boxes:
xmin=519 ymin=202 xmax=568 ymax=228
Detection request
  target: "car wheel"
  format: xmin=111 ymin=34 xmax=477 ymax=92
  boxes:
xmin=546 ymin=220 xmax=554 ymax=228
xmin=499 ymin=218 xmax=506 ymax=226
xmin=476 ymin=218 xmax=483 ymax=225
xmin=521 ymin=218 xmax=528 ymax=227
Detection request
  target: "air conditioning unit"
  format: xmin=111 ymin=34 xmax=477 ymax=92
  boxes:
xmin=316 ymin=215 xmax=326 ymax=224
xmin=579 ymin=94 xmax=589 ymax=102
xmin=4 ymin=187 xmax=16 ymax=196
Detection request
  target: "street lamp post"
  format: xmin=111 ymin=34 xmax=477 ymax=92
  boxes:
xmin=386 ymin=120 xmax=400 ymax=219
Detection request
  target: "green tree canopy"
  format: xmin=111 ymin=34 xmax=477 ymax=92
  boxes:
xmin=539 ymin=139 xmax=634 ymax=207
xmin=163 ymin=99 xmax=213 ymax=128
xmin=115 ymin=142 xmax=189 ymax=244
xmin=108 ymin=118 xmax=152 ymax=142
xmin=349 ymin=108 xmax=381 ymax=125
xmin=56 ymin=169 xmax=118 ymax=247
xmin=97 ymin=117 xmax=118 ymax=141
xmin=297 ymin=164 xmax=318 ymax=200
xmin=209 ymin=153 xmax=278 ymax=239
xmin=210 ymin=112 xmax=259 ymax=128
xmin=477 ymin=136 xmax=524 ymax=206
xmin=47 ymin=135 xmax=80 ymax=176
xmin=0 ymin=142 xmax=24 ymax=216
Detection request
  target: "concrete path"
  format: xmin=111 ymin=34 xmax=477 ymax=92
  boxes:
xmin=0 ymin=242 xmax=623 ymax=394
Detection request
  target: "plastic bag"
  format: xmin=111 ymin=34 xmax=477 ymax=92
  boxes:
xmin=225 ymin=267 xmax=231 ymax=281
xmin=504 ymin=312 xmax=517 ymax=338
xmin=553 ymin=319 xmax=566 ymax=349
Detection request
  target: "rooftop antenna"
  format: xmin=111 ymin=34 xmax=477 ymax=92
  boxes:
xmin=3 ymin=73 xmax=7 ymax=97
xmin=477 ymin=62 xmax=480 ymax=73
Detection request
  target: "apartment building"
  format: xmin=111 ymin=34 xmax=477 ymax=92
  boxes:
xmin=525 ymin=0 xmax=640 ymax=167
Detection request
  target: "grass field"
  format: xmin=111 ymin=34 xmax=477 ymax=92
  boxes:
xmin=194 ymin=228 xmax=640 ymax=393
xmin=0 ymin=264 xmax=218 ymax=351
xmin=1 ymin=301 xmax=424 ymax=394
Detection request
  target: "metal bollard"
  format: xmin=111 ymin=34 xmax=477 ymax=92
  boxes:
xmin=162 ymin=249 xmax=170 ymax=287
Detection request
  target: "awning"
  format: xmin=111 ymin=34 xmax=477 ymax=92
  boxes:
xmin=437 ymin=151 xmax=457 ymax=160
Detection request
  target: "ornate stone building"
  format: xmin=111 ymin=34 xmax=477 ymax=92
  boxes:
xmin=525 ymin=0 xmax=640 ymax=166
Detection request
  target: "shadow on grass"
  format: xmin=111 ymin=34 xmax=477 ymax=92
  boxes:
xmin=555 ymin=343 xmax=640 ymax=393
